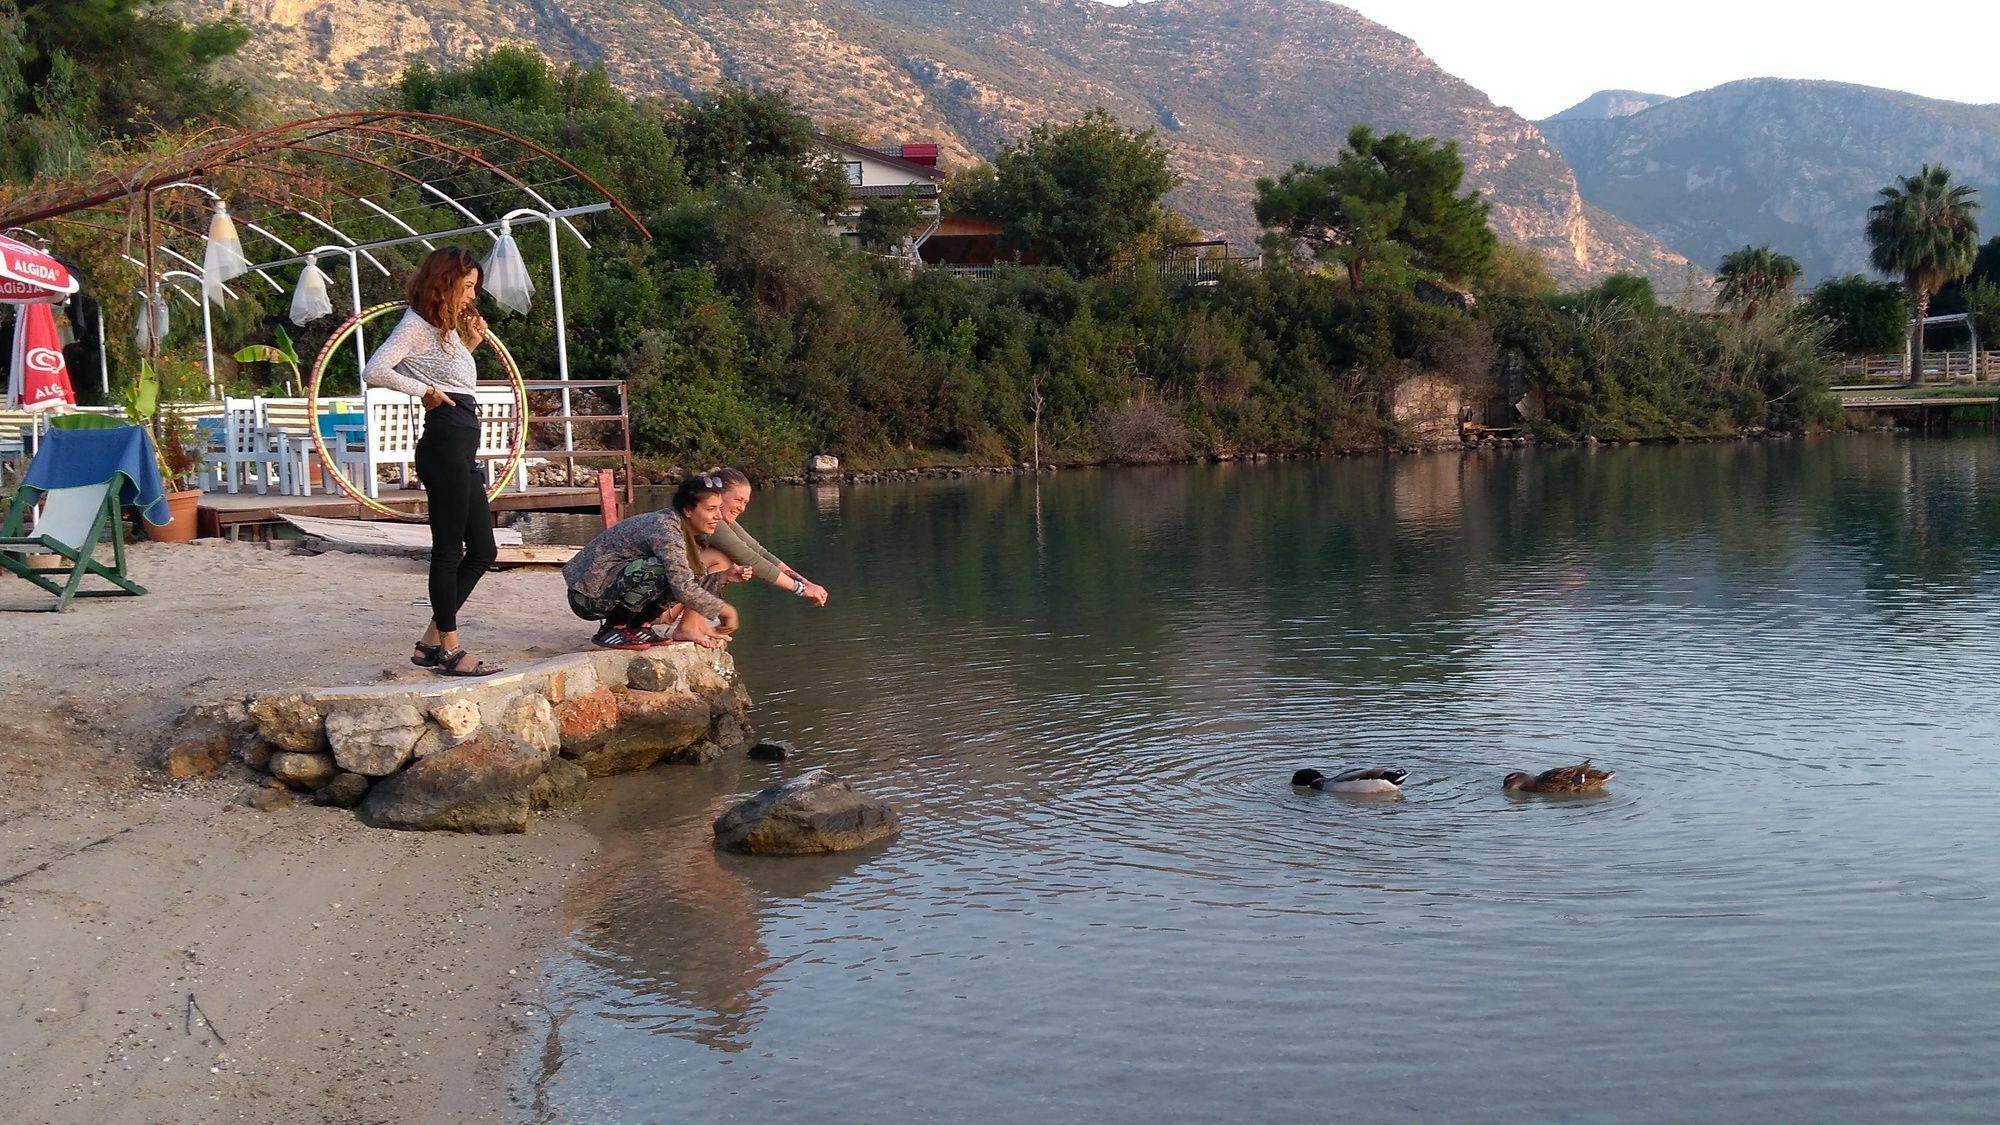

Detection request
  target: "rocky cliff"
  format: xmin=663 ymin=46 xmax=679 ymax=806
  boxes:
xmin=1539 ymin=79 xmax=2000 ymax=280
xmin=180 ymin=0 xmax=1694 ymax=286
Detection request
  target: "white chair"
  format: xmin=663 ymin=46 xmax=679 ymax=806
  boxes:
xmin=474 ymin=388 xmax=529 ymax=492
xmin=359 ymin=386 xmax=425 ymax=498
xmin=202 ymin=397 xmax=286 ymax=495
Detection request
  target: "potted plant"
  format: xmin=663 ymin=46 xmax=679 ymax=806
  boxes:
xmin=123 ymin=359 xmax=207 ymax=541
xmin=150 ymin=405 xmax=205 ymax=540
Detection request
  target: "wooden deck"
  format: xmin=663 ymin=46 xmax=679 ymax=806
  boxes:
xmin=1836 ymin=388 xmax=2000 ymax=430
xmin=199 ymin=484 xmax=603 ymax=538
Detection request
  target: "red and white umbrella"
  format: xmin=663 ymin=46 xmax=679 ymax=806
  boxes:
xmin=0 ymin=233 xmax=77 ymax=303
xmin=6 ymin=301 xmax=75 ymax=412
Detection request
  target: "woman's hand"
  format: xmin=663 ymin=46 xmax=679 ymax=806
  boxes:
xmin=726 ymin=565 xmax=755 ymax=585
xmin=420 ymin=386 xmax=448 ymax=411
xmin=713 ymin=604 xmax=740 ymax=635
xmin=463 ymin=310 xmax=488 ymax=350
xmin=800 ymin=580 xmax=828 ymax=607
xmin=670 ymin=612 xmax=725 ymax=649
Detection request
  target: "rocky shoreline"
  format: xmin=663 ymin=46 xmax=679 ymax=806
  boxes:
xmin=162 ymin=646 xmax=754 ymax=834
xmin=733 ymin=425 xmax=1836 ymax=488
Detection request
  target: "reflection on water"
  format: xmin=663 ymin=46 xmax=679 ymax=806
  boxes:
xmin=526 ymin=437 xmax=2000 ymax=1123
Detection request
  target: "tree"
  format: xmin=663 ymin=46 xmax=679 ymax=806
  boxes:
xmin=1715 ymin=244 xmax=1802 ymax=321
xmin=1254 ymin=125 xmax=1497 ymax=292
xmin=666 ymin=85 xmax=849 ymax=220
xmin=940 ymin=162 xmax=998 ymax=216
xmin=980 ymin=109 xmax=1179 ymax=278
xmin=0 ymin=0 xmax=250 ymax=182
xmin=1962 ymin=280 xmax=2000 ymax=353
xmin=1802 ymin=275 xmax=1909 ymax=355
xmin=1866 ymin=164 xmax=1980 ymax=384
xmin=1565 ymin=272 xmax=1657 ymax=314
xmin=855 ymin=189 xmax=930 ymax=251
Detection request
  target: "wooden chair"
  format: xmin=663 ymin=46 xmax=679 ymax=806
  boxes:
xmin=0 ymin=478 xmax=146 ymax=611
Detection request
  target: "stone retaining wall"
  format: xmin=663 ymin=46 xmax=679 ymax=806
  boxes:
xmin=164 ymin=646 xmax=752 ymax=834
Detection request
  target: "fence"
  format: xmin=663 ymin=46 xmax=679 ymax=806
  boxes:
xmin=1836 ymin=351 xmax=2000 ymax=384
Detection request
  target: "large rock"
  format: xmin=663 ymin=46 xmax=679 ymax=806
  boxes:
xmin=239 ymin=738 xmax=275 ymax=772
xmin=712 ymin=770 xmax=900 ymax=855
xmin=710 ymin=712 xmax=748 ymax=753
xmin=669 ymin=738 xmax=729 ymax=765
xmin=807 ymin=454 xmax=840 ymax=475
xmin=627 ymin=649 xmax=735 ymax=696
xmin=491 ymin=692 xmax=559 ymax=758
xmin=356 ymin=734 xmax=545 ymax=834
xmin=159 ymin=733 xmax=232 ymax=780
xmin=529 ymin=758 xmax=589 ymax=815
xmin=248 ymin=694 xmax=326 ymax=752
xmin=268 ymin=750 xmax=338 ymax=790
xmin=573 ymin=690 xmax=713 ymax=777
xmin=315 ymin=772 xmax=371 ymax=809
xmin=326 ymin=703 xmax=427 ymax=777
xmin=428 ymin=699 xmax=481 ymax=739
xmin=555 ymin=686 xmax=620 ymax=756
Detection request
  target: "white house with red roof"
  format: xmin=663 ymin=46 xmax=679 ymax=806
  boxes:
xmin=814 ymin=134 xmax=945 ymax=238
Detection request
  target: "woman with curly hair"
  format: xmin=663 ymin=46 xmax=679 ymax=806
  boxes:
xmin=363 ymin=246 xmax=504 ymax=676
xmin=562 ymin=473 xmax=741 ymax=650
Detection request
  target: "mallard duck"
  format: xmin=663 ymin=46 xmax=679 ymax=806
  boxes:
xmin=1291 ymin=767 xmax=1409 ymax=794
xmin=1502 ymin=761 xmax=1615 ymax=793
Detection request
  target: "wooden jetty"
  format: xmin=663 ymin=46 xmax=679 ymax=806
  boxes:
xmin=1835 ymin=387 xmax=1999 ymax=429
xmin=199 ymin=484 xmax=603 ymax=540
xmin=278 ymin=513 xmax=579 ymax=568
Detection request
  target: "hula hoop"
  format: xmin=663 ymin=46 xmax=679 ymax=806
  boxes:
xmin=305 ymin=301 xmax=529 ymax=521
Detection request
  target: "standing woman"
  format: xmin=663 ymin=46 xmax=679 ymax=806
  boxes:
xmin=363 ymin=247 xmax=504 ymax=677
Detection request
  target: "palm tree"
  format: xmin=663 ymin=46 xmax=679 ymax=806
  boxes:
xmin=1715 ymin=244 xmax=1802 ymax=321
xmin=1866 ymin=165 xmax=1980 ymax=384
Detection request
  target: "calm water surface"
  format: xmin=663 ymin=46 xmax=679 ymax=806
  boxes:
xmin=518 ymin=437 xmax=2000 ymax=1123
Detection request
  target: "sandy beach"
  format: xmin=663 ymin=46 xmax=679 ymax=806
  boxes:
xmin=0 ymin=539 xmax=612 ymax=1123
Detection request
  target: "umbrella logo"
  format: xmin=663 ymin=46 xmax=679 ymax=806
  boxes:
xmin=10 ymin=257 xmax=61 ymax=282
xmin=25 ymin=346 xmax=63 ymax=373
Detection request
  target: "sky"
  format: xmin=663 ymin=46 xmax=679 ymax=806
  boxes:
xmin=1099 ymin=1 xmax=2000 ymax=120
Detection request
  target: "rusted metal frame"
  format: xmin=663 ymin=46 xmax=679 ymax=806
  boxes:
xmin=211 ymin=112 xmax=611 ymax=245
xmin=319 ymin=110 xmax=649 ymax=238
xmin=2 ymin=111 xmax=649 ymax=243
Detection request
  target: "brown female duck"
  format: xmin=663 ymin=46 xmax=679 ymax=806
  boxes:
xmin=1502 ymin=761 xmax=1615 ymax=793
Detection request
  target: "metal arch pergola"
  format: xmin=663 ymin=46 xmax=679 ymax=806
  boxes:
xmin=0 ymin=112 xmax=651 ymax=425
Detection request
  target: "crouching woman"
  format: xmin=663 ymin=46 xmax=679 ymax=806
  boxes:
xmin=562 ymin=474 xmax=741 ymax=650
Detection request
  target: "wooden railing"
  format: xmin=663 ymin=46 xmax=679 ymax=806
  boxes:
xmin=1836 ymin=351 xmax=2000 ymax=384
xmin=929 ymin=255 xmax=1261 ymax=285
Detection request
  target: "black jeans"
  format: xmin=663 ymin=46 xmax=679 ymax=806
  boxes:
xmin=414 ymin=419 xmax=495 ymax=633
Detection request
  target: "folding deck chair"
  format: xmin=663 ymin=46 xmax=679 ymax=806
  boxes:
xmin=0 ymin=423 xmax=165 ymax=611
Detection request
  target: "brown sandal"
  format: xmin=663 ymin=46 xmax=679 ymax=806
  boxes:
xmin=435 ymin=648 xmax=504 ymax=677
xmin=412 ymin=640 xmax=443 ymax=668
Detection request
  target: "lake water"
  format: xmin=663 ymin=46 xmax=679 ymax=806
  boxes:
xmin=518 ymin=437 xmax=2000 ymax=1123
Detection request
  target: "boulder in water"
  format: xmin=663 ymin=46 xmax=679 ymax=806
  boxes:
xmin=713 ymin=770 xmax=898 ymax=855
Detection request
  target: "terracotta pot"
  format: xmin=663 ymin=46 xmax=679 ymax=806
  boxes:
xmin=147 ymin=487 xmax=205 ymax=542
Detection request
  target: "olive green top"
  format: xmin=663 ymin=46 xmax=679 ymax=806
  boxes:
xmin=702 ymin=519 xmax=788 ymax=584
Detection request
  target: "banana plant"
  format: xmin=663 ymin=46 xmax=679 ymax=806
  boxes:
xmin=233 ymin=324 xmax=302 ymax=394
xmin=120 ymin=357 xmax=159 ymax=423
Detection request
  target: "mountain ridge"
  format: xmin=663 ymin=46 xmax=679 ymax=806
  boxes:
xmin=180 ymin=0 xmax=1695 ymax=285
xmin=1538 ymin=78 xmax=2000 ymax=280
